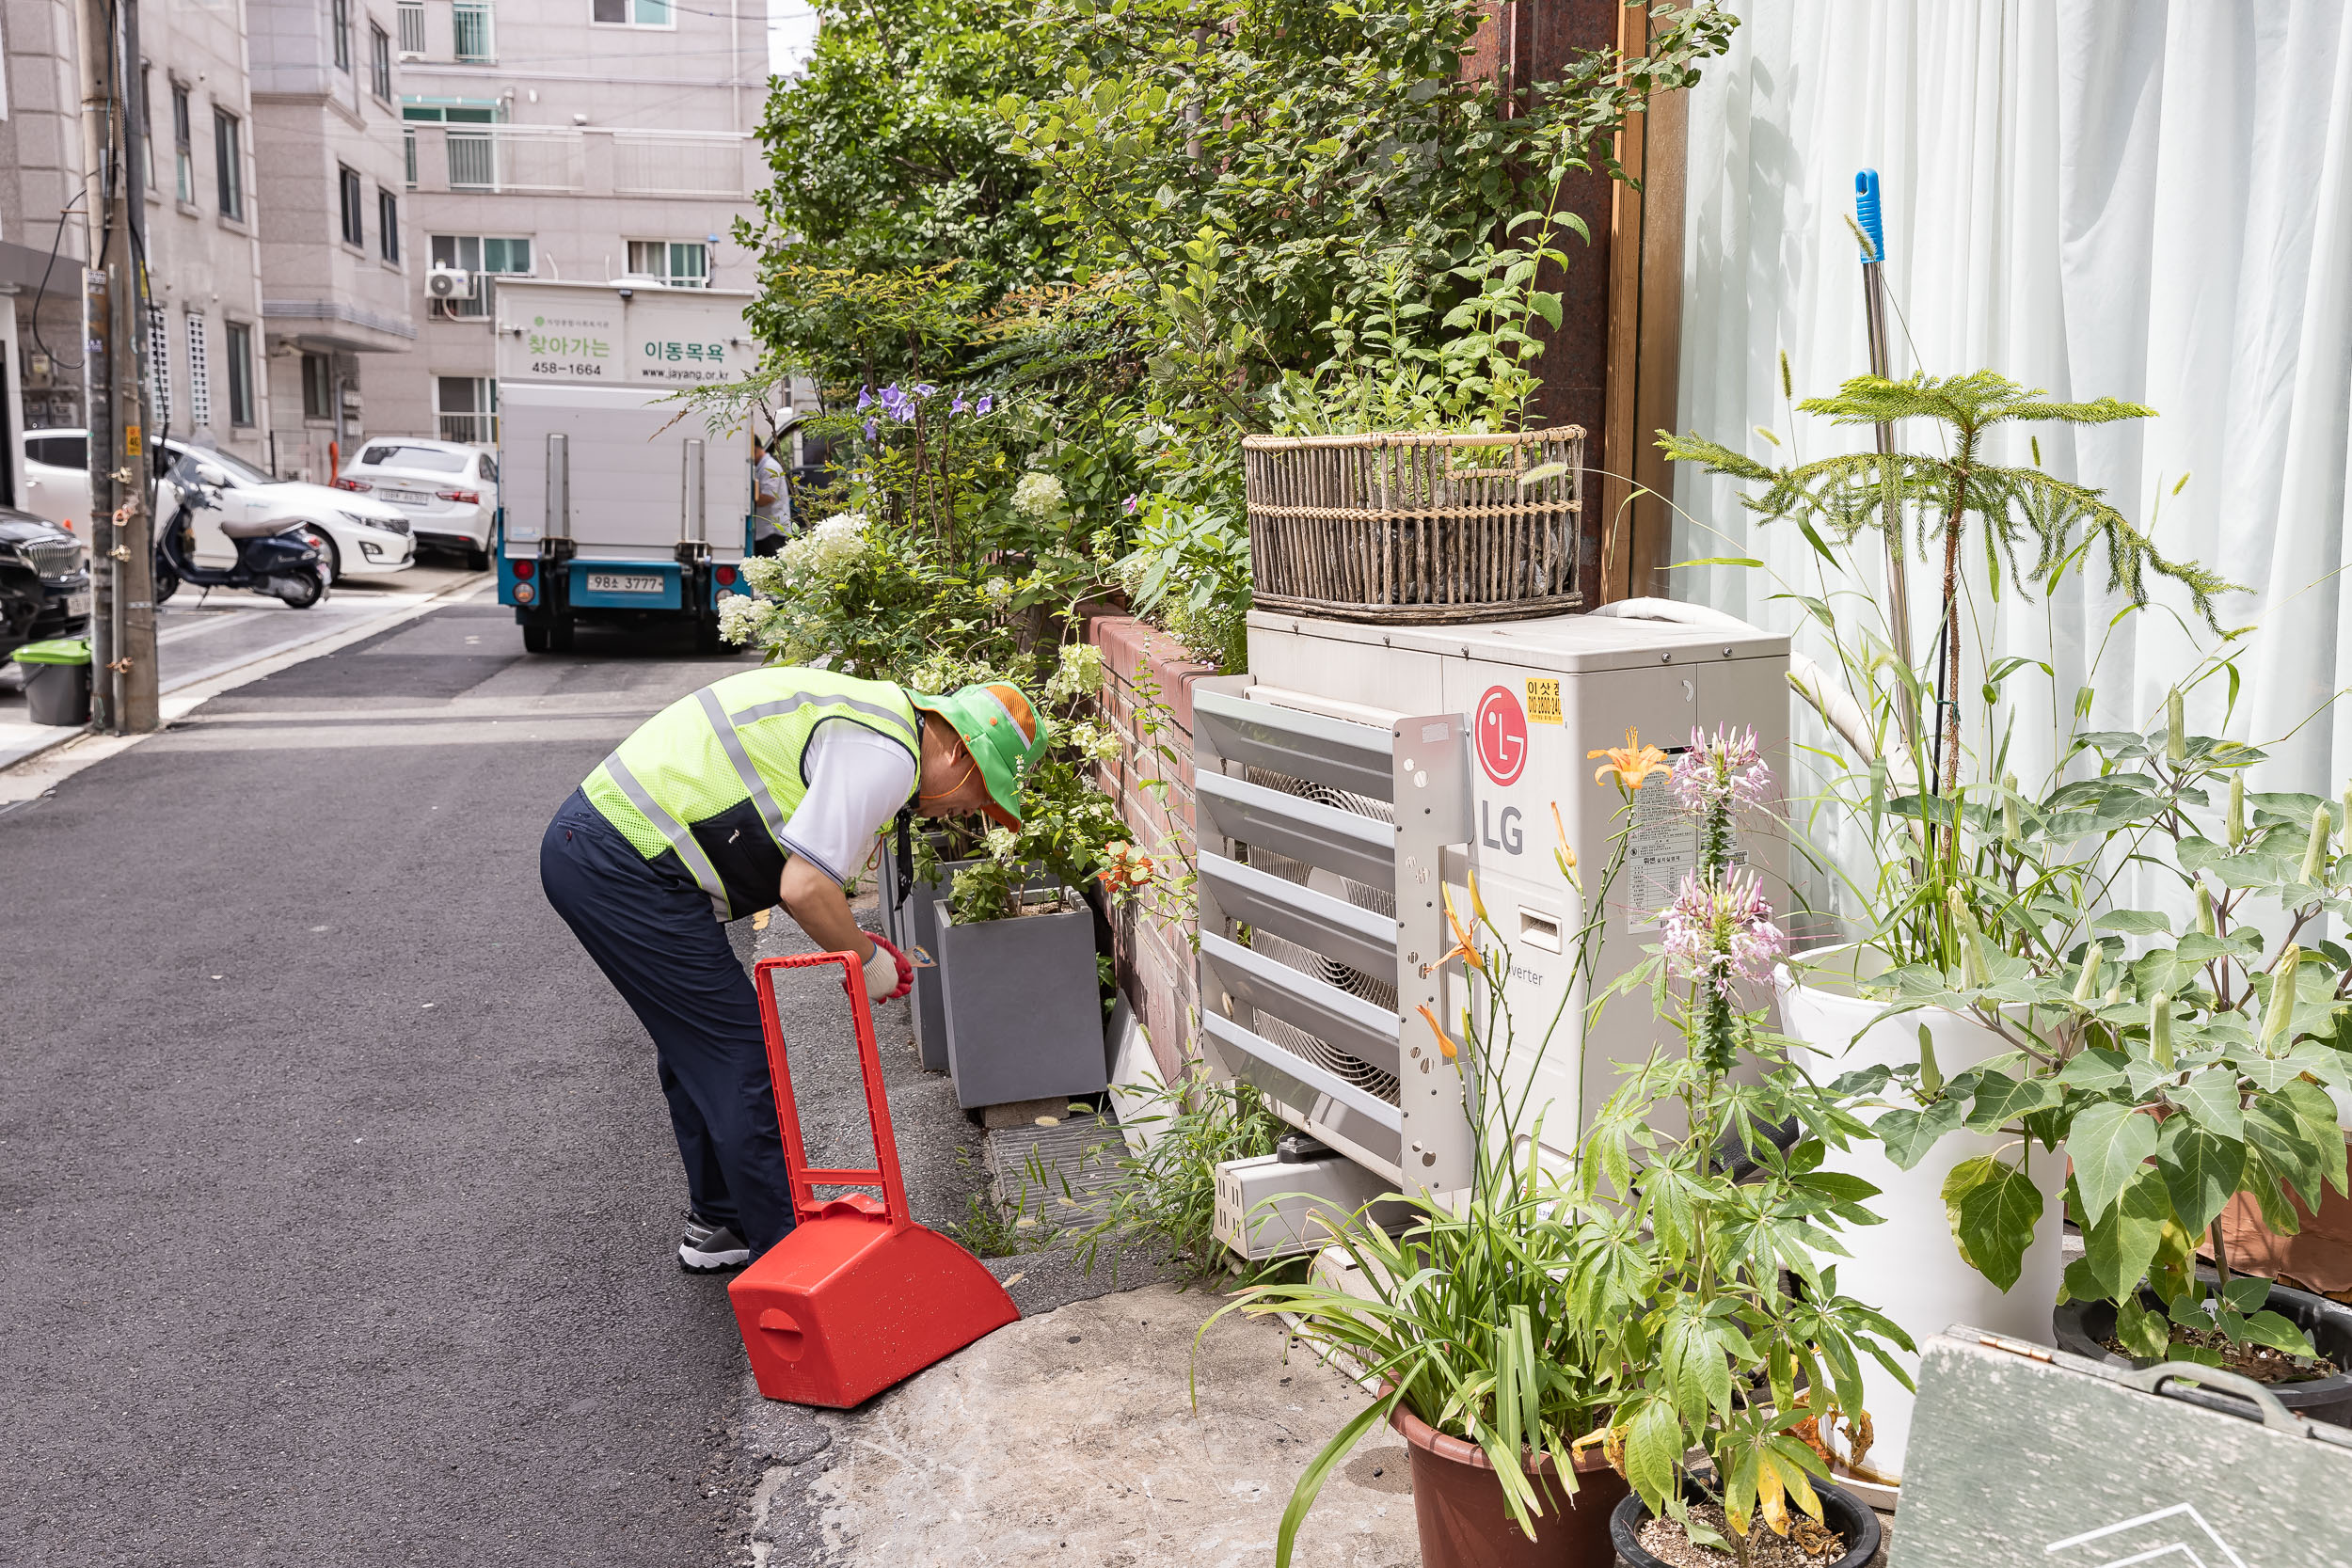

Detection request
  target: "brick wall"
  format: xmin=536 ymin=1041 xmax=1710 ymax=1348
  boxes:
xmin=1086 ymin=614 xmax=1220 ymax=1084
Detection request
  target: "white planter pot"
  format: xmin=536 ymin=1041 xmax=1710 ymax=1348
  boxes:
xmin=1776 ymin=966 xmax=2068 ymax=1485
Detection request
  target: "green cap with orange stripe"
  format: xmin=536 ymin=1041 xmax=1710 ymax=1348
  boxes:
xmin=909 ymin=682 xmax=1050 ymax=830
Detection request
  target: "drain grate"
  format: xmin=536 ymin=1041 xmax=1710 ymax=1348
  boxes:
xmin=985 ymin=1113 xmax=1128 ymax=1230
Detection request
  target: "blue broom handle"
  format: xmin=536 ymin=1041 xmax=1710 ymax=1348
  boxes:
xmin=1855 ymin=168 xmax=1886 ymax=264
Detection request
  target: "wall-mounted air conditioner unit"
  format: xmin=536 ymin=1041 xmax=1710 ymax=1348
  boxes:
xmin=426 ymin=266 xmax=476 ymax=301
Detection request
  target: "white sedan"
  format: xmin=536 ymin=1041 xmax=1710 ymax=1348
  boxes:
xmin=334 ymin=437 xmax=497 ymax=571
xmin=20 ymin=430 xmax=415 ymax=581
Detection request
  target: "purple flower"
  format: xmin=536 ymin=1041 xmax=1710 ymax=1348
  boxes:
xmin=877 ymin=384 xmax=916 ymax=422
xmin=951 ymin=395 xmax=971 ymax=415
xmin=1660 ymin=868 xmax=1784 ymax=999
xmin=863 ymin=419 xmax=878 ymax=442
xmin=1123 ymin=494 xmax=1139 ymax=515
xmin=855 ymin=386 xmax=874 ymax=412
xmin=913 ymin=383 xmax=938 ymax=398
xmin=1671 ymin=726 xmax=1772 ymax=815
xmin=974 ymin=394 xmax=993 ymax=417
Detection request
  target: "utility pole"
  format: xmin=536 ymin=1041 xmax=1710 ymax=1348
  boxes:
xmin=77 ymin=0 xmax=157 ymax=735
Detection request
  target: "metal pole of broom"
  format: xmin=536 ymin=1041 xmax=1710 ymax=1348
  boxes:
xmin=1855 ymin=168 xmax=1917 ymax=752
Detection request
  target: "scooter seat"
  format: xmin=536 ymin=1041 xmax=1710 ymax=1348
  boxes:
xmin=219 ymin=516 xmax=291 ymax=539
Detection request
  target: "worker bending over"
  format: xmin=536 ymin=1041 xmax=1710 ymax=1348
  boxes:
xmin=541 ymin=669 xmax=1047 ymax=1271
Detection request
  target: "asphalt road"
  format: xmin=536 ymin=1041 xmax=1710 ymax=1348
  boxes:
xmin=0 ymin=602 xmax=775 ymax=1565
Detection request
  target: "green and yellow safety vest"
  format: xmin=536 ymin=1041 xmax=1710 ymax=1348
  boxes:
xmin=583 ymin=667 xmax=920 ymax=921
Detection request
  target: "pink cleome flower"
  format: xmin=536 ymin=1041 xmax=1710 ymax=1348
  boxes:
xmin=1671 ymin=725 xmax=1772 ymax=815
xmin=1660 ymin=867 xmax=1785 ymax=997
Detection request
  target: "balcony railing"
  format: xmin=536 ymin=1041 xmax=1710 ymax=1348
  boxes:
xmin=403 ymin=125 xmax=749 ymax=199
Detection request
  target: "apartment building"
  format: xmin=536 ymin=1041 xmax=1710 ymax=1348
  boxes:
xmin=378 ymin=0 xmax=769 ymax=445
xmin=250 ymin=0 xmax=421 ymax=482
xmin=0 ymin=0 xmax=87 ymax=507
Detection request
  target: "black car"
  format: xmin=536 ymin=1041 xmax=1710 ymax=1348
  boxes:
xmin=0 ymin=507 xmax=91 ymax=660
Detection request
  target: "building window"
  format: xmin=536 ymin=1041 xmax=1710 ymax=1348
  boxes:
xmin=140 ymin=67 xmax=156 ymax=193
xmin=331 ymin=0 xmax=351 ymax=70
xmin=428 ymin=234 xmax=531 ymax=319
xmin=225 ymin=324 xmax=256 ymax=427
xmin=370 ymin=24 xmax=392 ymax=100
xmin=435 ymin=376 xmax=497 ymax=445
xmin=452 ymin=1 xmax=494 ymax=60
xmin=171 ymin=84 xmax=194 ymax=203
xmin=396 ymin=0 xmax=425 ymax=54
xmin=627 ymin=241 xmax=707 ymax=288
xmin=148 ymin=309 xmax=172 ymax=426
xmin=339 ymin=166 xmax=364 ymax=246
xmin=186 ymin=315 xmax=213 ymax=427
xmin=214 ymin=110 xmax=243 ymax=219
xmin=302 ymin=354 xmax=333 ymax=420
xmin=593 ymin=0 xmax=671 ymax=24
xmin=378 ymin=190 xmax=400 ymax=262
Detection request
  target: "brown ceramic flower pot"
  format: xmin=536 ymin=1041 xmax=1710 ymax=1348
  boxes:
xmin=1389 ymin=1400 xmax=1627 ymax=1568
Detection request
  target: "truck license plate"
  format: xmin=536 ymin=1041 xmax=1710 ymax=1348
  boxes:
xmin=587 ymin=572 xmax=663 ymax=594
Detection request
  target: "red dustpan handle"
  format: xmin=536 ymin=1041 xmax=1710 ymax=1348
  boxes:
xmin=752 ymin=951 xmax=913 ymax=1228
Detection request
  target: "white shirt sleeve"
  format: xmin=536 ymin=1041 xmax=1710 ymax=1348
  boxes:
xmin=777 ymin=718 xmax=917 ymax=886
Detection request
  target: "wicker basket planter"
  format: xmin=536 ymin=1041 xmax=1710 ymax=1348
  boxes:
xmin=1240 ymin=426 xmax=1584 ymax=624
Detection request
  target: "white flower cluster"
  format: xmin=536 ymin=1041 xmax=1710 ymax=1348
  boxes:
xmin=715 ymin=592 xmax=777 ymax=646
xmin=772 ymin=511 xmax=870 ymax=583
xmin=1010 ymin=471 xmax=1065 ymax=518
xmin=1064 ymin=720 xmax=1121 ymax=764
xmin=982 ymin=824 xmax=1020 ymax=862
xmin=1043 ymin=641 xmax=1103 ymax=705
xmin=981 ymin=576 xmax=1013 ymax=609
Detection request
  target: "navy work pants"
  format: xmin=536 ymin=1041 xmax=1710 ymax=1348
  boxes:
xmin=540 ymin=789 xmax=796 ymax=1257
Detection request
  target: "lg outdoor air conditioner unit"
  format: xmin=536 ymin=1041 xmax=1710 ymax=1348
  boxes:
xmin=1195 ymin=604 xmax=1791 ymax=1222
xmin=426 ymin=267 xmax=476 ymax=301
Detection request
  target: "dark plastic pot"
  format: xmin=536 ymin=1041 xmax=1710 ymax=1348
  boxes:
xmin=1611 ymin=1475 xmax=1881 ymax=1568
xmin=2054 ymin=1279 xmax=2352 ymax=1427
xmin=1388 ymin=1400 xmax=1626 ymax=1568
xmin=24 ymin=658 xmax=91 ymax=726
xmin=933 ymin=892 xmax=1108 ymax=1111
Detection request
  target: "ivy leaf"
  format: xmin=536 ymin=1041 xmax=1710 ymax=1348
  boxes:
xmin=1873 ymin=1096 xmax=1967 ymax=1170
xmin=2071 ymin=1102 xmax=2159 ymax=1224
xmin=2155 ymin=1120 xmax=2244 ymax=1238
xmin=2082 ymin=1166 xmax=2170 ymax=1301
xmin=1942 ymin=1155 xmax=2044 ymax=1291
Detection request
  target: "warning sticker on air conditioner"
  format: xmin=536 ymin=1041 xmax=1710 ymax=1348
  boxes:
xmin=1614 ymin=745 xmax=1755 ymax=931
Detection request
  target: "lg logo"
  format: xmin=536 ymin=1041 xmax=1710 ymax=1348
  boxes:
xmin=1475 ymin=686 xmax=1526 ymax=856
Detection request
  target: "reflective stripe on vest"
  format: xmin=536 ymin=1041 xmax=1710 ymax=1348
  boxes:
xmin=696 ymin=688 xmax=791 ymax=851
xmin=602 ymin=752 xmax=732 ymax=920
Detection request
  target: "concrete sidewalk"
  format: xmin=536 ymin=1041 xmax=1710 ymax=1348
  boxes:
xmin=727 ymin=906 xmax=1420 ymax=1566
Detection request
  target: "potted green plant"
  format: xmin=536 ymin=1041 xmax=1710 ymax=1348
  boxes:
xmin=1213 ymin=730 xmax=1903 ymax=1568
xmin=1661 ymin=368 xmax=2241 ymax=1478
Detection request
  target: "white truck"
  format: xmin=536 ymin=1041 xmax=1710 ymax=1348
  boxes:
xmin=492 ymin=278 xmax=760 ymax=653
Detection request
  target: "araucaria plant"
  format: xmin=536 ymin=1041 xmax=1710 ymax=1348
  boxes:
xmin=1580 ymin=728 xmax=1906 ymax=1565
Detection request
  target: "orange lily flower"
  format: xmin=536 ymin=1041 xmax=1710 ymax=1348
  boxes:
xmin=1415 ymin=1004 xmax=1459 ymax=1061
xmin=1439 ymin=885 xmax=1485 ymax=973
xmin=1590 ymin=727 xmax=1671 ymax=793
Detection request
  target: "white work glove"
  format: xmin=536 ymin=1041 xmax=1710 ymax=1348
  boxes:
xmin=862 ymin=931 xmax=914 ymax=1003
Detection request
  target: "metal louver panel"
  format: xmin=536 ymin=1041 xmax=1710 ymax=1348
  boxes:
xmin=1200 ymin=932 xmax=1402 ymax=1075
xmin=1198 ymin=851 xmax=1398 ymax=979
xmin=1196 ymin=769 xmax=1396 ymax=889
xmin=1201 ymin=1010 xmax=1403 ymax=1135
xmin=1193 ymin=689 xmax=1396 ymax=801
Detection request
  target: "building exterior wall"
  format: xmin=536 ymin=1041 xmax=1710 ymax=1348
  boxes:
xmin=2 ymin=0 xmax=99 ymax=451
xmin=138 ymin=0 xmax=274 ymax=470
xmin=379 ymin=0 xmax=768 ymax=445
xmin=250 ymin=0 xmax=418 ymax=482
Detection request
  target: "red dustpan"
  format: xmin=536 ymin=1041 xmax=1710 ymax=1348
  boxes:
xmin=728 ymin=950 xmax=1019 ymax=1408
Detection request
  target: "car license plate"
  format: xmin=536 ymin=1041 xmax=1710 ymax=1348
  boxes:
xmin=65 ymin=591 xmax=91 ymax=618
xmin=587 ymin=572 xmax=663 ymax=594
xmin=381 ymin=487 xmax=429 ymax=504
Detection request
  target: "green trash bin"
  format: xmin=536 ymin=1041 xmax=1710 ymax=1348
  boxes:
xmin=10 ymin=638 xmax=93 ymax=727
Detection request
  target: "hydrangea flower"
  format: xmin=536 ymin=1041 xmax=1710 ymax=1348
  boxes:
xmin=980 ymin=576 xmax=1013 ymax=608
xmin=1671 ymin=726 xmax=1771 ymax=815
xmin=715 ymin=592 xmax=773 ymax=646
xmin=1660 ymin=867 xmax=1785 ymax=998
xmin=1011 ymin=471 xmax=1065 ymax=518
xmin=1042 ymin=641 xmax=1103 ymax=705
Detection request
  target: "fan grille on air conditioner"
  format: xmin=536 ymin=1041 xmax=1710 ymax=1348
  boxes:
xmin=1237 ymin=766 xmax=1403 ymax=1106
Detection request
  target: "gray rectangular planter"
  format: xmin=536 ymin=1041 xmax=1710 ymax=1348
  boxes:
xmin=906 ymin=857 xmax=978 ymax=1072
xmin=933 ymin=894 xmax=1108 ymax=1111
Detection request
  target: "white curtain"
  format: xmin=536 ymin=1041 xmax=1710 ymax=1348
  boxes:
xmin=1672 ymin=0 xmax=2352 ymax=921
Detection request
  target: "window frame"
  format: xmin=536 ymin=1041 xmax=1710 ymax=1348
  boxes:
xmin=302 ymin=353 xmax=334 ymax=421
xmin=377 ymin=189 xmax=401 ymax=263
xmin=369 ymin=24 xmax=393 ymax=100
xmin=626 ymin=239 xmax=709 ymax=289
xmin=591 ymin=0 xmax=675 ymax=29
xmin=331 ymin=0 xmax=352 ymax=71
xmin=451 ymin=0 xmax=494 ymax=61
xmin=426 ymin=233 xmax=532 ymax=319
xmin=214 ymin=109 xmax=244 ymax=220
xmin=171 ymin=83 xmax=195 ymax=204
xmin=338 ymin=166 xmax=365 ymax=247
xmin=396 ymin=0 xmax=425 ymax=55
xmin=433 ymin=375 xmax=499 ymax=445
xmin=224 ymin=322 xmax=256 ymax=428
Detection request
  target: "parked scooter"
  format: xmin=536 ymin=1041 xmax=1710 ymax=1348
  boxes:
xmin=153 ymin=450 xmax=331 ymax=609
